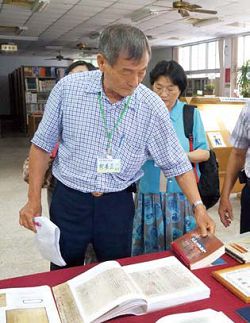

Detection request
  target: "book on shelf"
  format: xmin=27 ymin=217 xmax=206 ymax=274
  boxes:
xmin=38 ymin=79 xmax=56 ymax=92
xmin=23 ymin=66 xmax=34 ymax=77
xmin=0 ymin=256 xmax=210 ymax=323
xmin=224 ymin=231 xmax=250 ymax=263
xmin=212 ymin=263 xmax=250 ymax=303
xmin=25 ymin=92 xmax=37 ymax=104
xmin=25 ymin=77 xmax=37 ymax=91
xmin=171 ymin=229 xmax=225 ymax=270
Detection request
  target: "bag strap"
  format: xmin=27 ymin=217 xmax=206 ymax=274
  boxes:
xmin=183 ymin=104 xmax=199 ymax=182
xmin=183 ymin=104 xmax=196 ymax=139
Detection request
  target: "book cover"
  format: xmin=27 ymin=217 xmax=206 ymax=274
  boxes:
xmin=39 ymin=67 xmax=46 ymax=77
xmin=236 ymin=306 xmax=250 ymax=322
xmin=0 ymin=257 xmax=210 ymax=323
xmin=212 ymin=263 xmax=250 ymax=303
xmin=224 ymin=232 xmax=250 ymax=263
xmin=171 ymin=229 xmax=225 ymax=270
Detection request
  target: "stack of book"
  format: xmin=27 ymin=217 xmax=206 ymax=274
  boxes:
xmin=224 ymin=232 xmax=250 ymax=263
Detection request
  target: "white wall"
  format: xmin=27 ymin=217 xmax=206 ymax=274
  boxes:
xmin=143 ymin=47 xmax=173 ymax=87
xmin=0 ymin=55 xmax=68 ymax=115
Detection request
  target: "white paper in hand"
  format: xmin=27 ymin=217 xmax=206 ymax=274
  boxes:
xmin=34 ymin=216 xmax=66 ymax=266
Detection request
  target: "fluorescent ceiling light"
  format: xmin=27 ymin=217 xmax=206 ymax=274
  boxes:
xmin=0 ymin=43 xmax=18 ymax=52
xmin=130 ymin=8 xmax=158 ymax=22
xmin=192 ymin=17 xmax=219 ymax=27
xmin=32 ymin=0 xmax=50 ymax=13
xmin=0 ymin=35 xmax=38 ymax=41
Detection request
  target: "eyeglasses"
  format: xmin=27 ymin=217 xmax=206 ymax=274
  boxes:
xmin=154 ymin=86 xmax=179 ymax=95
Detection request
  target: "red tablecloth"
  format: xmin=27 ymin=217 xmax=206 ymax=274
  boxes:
xmin=0 ymin=251 xmax=246 ymax=322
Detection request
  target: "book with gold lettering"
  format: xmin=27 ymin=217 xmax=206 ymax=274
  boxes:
xmin=171 ymin=229 xmax=225 ymax=270
xmin=0 ymin=256 xmax=210 ymax=323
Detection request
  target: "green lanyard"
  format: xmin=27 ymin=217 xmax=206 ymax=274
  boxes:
xmin=98 ymin=92 xmax=131 ymax=155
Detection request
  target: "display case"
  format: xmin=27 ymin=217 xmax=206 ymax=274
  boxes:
xmin=184 ymin=97 xmax=247 ymax=193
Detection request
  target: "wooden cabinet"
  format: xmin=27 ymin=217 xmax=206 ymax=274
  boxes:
xmin=28 ymin=114 xmax=43 ymax=139
xmin=9 ymin=66 xmax=66 ymax=134
xmin=184 ymin=97 xmax=246 ymax=193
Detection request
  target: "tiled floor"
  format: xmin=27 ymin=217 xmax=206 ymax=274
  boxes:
xmin=0 ymin=134 xmax=241 ymax=280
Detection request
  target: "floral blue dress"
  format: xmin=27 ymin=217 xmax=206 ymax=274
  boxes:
xmin=132 ymin=100 xmax=208 ymax=255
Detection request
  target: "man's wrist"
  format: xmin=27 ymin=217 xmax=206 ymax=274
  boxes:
xmin=192 ymin=200 xmax=204 ymax=212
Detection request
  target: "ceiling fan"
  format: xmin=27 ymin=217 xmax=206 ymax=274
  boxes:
xmin=76 ymin=42 xmax=98 ymax=52
xmin=75 ymin=43 xmax=98 ymax=57
xmin=172 ymin=0 xmax=217 ymax=17
xmin=130 ymin=1 xmax=217 ymax=22
xmin=45 ymin=51 xmax=73 ymax=61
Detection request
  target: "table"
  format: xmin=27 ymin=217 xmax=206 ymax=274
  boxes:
xmin=0 ymin=251 xmax=246 ymax=322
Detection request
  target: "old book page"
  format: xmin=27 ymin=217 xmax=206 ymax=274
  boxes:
xmin=53 ymin=283 xmax=83 ymax=323
xmin=6 ymin=307 xmax=48 ymax=323
xmin=124 ymin=256 xmax=210 ymax=312
xmin=0 ymin=286 xmax=61 ymax=323
xmin=64 ymin=261 xmax=146 ymax=323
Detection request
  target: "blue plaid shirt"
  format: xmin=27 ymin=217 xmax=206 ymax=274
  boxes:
xmin=231 ymin=101 xmax=250 ymax=177
xmin=32 ymin=70 xmax=192 ymax=193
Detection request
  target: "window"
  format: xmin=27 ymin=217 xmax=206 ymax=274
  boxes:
xmin=207 ymin=42 xmax=219 ymax=69
xmin=238 ymin=34 xmax=250 ymax=67
xmin=191 ymin=43 xmax=206 ymax=70
xmin=179 ymin=40 xmax=219 ymax=72
xmin=179 ymin=46 xmax=189 ymax=71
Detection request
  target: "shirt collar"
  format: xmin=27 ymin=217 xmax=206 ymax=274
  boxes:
xmin=170 ymin=100 xmax=183 ymax=121
xmin=84 ymin=70 xmax=139 ymax=111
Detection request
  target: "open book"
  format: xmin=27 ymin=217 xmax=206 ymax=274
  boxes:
xmin=171 ymin=229 xmax=225 ymax=269
xmin=0 ymin=256 xmax=210 ymax=323
xmin=156 ymin=308 xmax=234 ymax=323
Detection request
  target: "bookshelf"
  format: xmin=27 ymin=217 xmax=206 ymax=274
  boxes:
xmin=9 ymin=65 xmax=66 ymax=134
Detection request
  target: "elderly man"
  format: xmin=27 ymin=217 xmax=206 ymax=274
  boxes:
xmin=219 ymin=101 xmax=250 ymax=233
xmin=20 ymin=24 xmax=215 ymax=269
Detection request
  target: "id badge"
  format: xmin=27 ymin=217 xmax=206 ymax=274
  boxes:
xmin=97 ymin=157 xmax=121 ymax=173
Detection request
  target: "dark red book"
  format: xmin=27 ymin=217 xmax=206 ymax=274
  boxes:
xmin=171 ymin=229 xmax=225 ymax=270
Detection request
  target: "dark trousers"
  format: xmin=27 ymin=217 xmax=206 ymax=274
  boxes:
xmin=50 ymin=181 xmax=135 ymax=270
xmin=240 ymin=184 xmax=250 ymax=233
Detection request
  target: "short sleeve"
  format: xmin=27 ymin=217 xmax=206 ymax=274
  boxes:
xmin=193 ymin=108 xmax=209 ymax=150
xmin=31 ymin=80 xmax=63 ymax=153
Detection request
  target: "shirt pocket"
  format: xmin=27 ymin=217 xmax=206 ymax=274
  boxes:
xmin=115 ymin=138 xmax=146 ymax=180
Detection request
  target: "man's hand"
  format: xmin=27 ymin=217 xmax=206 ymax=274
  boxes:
xmin=218 ymin=197 xmax=233 ymax=228
xmin=194 ymin=205 xmax=216 ymax=236
xmin=19 ymin=201 xmax=42 ymax=233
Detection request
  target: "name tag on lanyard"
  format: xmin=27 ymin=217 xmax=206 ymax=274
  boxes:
xmin=97 ymin=93 xmax=131 ymax=174
xmin=97 ymin=157 xmax=121 ymax=173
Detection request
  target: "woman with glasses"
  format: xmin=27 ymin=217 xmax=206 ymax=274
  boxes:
xmin=132 ymin=60 xmax=209 ymax=255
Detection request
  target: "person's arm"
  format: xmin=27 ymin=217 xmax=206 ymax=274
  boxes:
xmin=175 ymin=169 xmax=215 ymax=236
xmin=187 ymin=149 xmax=209 ymax=163
xmin=19 ymin=144 xmax=51 ymax=232
xmin=218 ymin=147 xmax=247 ymax=227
